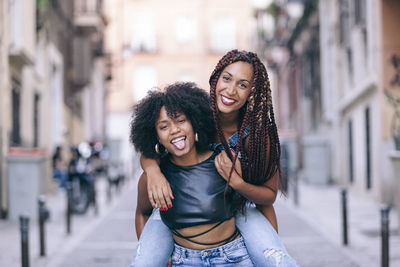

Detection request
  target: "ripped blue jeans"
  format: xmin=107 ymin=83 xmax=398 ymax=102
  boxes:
xmin=129 ymin=206 xmax=298 ymax=267
xmin=235 ymin=206 xmax=297 ymax=266
xmin=171 ymin=237 xmax=253 ymax=266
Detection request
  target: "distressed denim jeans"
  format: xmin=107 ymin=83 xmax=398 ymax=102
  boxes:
xmin=129 ymin=209 xmax=174 ymax=266
xmin=171 ymin=237 xmax=253 ymax=266
xmin=235 ymin=206 xmax=298 ymax=267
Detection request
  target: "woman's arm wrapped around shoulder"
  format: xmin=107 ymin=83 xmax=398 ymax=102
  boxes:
xmin=132 ymin=173 xmax=175 ymax=267
xmin=140 ymin=155 xmax=174 ymax=211
xmin=135 ymin=173 xmax=153 ymax=238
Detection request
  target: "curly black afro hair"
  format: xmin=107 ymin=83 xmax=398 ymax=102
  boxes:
xmin=130 ymin=82 xmax=215 ymax=159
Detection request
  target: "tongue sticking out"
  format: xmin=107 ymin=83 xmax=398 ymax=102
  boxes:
xmin=173 ymin=139 xmax=185 ymax=150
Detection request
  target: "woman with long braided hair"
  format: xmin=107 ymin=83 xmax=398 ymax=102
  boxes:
xmin=132 ymin=50 xmax=297 ymax=266
xmin=209 ymin=50 xmax=282 ymax=213
xmin=210 ymin=50 xmax=281 ymax=189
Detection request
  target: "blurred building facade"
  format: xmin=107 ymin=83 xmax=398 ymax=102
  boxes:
xmin=104 ymin=0 xmax=254 ymax=175
xmin=0 ymin=0 xmax=108 ymax=219
xmin=255 ymin=0 xmax=400 ymax=206
xmin=253 ymin=0 xmax=310 ymax=189
xmin=0 ymin=0 xmax=37 ymax=218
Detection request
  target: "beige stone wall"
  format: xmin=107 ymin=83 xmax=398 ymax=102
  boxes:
xmin=0 ymin=0 xmax=39 ymax=211
xmin=23 ymin=0 xmax=36 ymax=58
xmin=20 ymin=67 xmax=35 ymax=146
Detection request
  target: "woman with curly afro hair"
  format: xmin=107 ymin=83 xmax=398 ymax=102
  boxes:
xmin=132 ymin=51 xmax=297 ymax=267
xmin=130 ymin=82 xmax=215 ymax=160
xmin=130 ymin=82 xmax=254 ymax=266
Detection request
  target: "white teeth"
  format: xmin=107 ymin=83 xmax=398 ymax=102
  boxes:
xmin=221 ymin=95 xmax=235 ymax=103
xmin=171 ymin=136 xmax=185 ymax=143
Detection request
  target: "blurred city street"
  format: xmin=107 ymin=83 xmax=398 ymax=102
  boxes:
xmin=1 ymin=0 xmax=400 ymax=266
xmin=1 ymin=169 xmax=399 ymax=267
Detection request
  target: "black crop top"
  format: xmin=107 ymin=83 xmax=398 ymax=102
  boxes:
xmin=159 ymin=152 xmax=240 ymax=230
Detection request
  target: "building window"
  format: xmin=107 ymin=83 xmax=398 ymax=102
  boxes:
xmin=362 ymin=27 xmax=368 ymax=59
xmin=175 ymin=16 xmax=196 ymax=45
xmin=132 ymin=66 xmax=157 ymax=102
xmin=11 ymin=79 xmax=21 ymax=146
xmin=365 ymin=107 xmax=371 ymax=189
xmin=339 ymin=0 xmax=350 ymax=46
xmin=33 ymin=93 xmax=40 ymax=147
xmin=300 ymin=43 xmax=321 ymax=131
xmin=131 ymin=13 xmax=157 ymax=53
xmin=353 ymin=0 xmax=366 ymax=26
xmin=346 ymin=48 xmax=353 ymax=80
xmin=348 ymin=119 xmax=354 ymax=183
xmin=353 ymin=0 xmax=368 ymax=61
xmin=73 ymin=37 xmax=91 ymax=87
xmin=210 ymin=17 xmax=236 ymax=53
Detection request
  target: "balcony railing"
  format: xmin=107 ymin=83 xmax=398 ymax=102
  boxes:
xmin=74 ymin=0 xmax=104 ymax=33
xmin=9 ymin=0 xmax=34 ymax=68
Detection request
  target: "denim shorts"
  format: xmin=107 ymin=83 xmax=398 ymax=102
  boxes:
xmin=171 ymin=236 xmax=254 ymax=266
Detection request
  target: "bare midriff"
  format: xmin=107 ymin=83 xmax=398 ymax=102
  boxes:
xmin=172 ymin=217 xmax=239 ymax=250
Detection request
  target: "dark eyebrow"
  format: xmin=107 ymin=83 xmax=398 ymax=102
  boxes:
xmin=173 ymin=112 xmax=184 ymax=118
xmin=174 ymin=114 xmax=186 ymax=121
xmin=224 ymin=71 xmax=250 ymax=83
xmin=222 ymin=71 xmax=233 ymax=77
xmin=156 ymin=120 xmax=168 ymax=125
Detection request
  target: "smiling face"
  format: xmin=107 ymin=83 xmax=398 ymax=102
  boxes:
xmin=216 ymin=61 xmax=254 ymax=115
xmin=155 ymin=106 xmax=196 ymax=159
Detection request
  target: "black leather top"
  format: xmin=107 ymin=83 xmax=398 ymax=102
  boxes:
xmin=160 ymin=152 xmax=240 ymax=229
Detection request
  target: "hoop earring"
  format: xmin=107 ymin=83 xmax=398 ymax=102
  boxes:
xmin=155 ymin=143 xmax=161 ymax=155
xmin=195 ymin=133 xmax=199 ymax=142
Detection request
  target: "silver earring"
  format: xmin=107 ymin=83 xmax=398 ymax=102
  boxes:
xmin=155 ymin=143 xmax=161 ymax=155
xmin=195 ymin=133 xmax=199 ymax=142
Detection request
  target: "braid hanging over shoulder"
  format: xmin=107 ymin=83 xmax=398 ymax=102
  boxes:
xmin=209 ymin=50 xmax=282 ymax=189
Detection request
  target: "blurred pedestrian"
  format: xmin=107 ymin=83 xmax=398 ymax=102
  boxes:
xmin=52 ymin=145 xmax=68 ymax=189
xmin=133 ymin=50 xmax=297 ymax=266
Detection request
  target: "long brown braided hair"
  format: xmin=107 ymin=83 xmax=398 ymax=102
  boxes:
xmin=209 ymin=50 xmax=282 ymax=193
